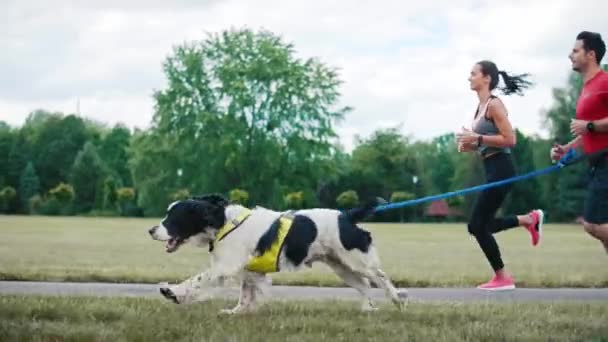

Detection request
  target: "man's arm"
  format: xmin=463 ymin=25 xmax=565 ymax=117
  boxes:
xmin=571 ymin=117 xmax=608 ymax=135
xmin=591 ymin=117 xmax=608 ymax=132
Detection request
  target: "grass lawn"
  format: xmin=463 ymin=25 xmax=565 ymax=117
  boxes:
xmin=0 ymin=295 xmax=606 ymax=341
xmin=1 ymin=215 xmax=607 ymax=287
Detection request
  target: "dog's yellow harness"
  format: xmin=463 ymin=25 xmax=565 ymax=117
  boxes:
xmin=214 ymin=209 xmax=293 ymax=274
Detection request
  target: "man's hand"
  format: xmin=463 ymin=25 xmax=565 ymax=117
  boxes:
xmin=550 ymin=143 xmax=568 ymax=161
xmin=570 ymin=119 xmax=589 ymax=136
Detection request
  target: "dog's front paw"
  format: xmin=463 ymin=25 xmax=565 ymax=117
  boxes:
xmin=160 ymin=287 xmax=180 ymax=304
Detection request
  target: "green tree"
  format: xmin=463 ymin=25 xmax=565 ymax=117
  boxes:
xmin=130 ymin=130 xmax=180 ymax=216
xmin=146 ymin=28 xmax=349 ymax=210
xmin=7 ymin=134 xmax=29 ymax=191
xmin=102 ymin=177 xmax=119 ymax=212
xmin=0 ymin=122 xmax=13 ymax=187
xmin=70 ymin=142 xmax=109 ymax=213
xmin=17 ymin=111 xmax=93 ymax=193
xmin=349 ymin=128 xmax=419 ymax=200
xmin=19 ymin=162 xmax=40 ymax=211
xmin=98 ymin=125 xmax=132 ymax=186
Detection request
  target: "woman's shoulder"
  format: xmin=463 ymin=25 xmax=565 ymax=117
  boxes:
xmin=485 ymin=96 xmax=508 ymax=120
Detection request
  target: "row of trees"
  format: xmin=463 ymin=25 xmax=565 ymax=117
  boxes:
xmin=1 ymin=28 xmax=602 ymax=222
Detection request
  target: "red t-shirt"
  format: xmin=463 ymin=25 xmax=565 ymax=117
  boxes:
xmin=576 ymin=70 xmax=608 ymax=154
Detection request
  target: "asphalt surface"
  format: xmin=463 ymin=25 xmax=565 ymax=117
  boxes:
xmin=1 ymin=281 xmax=607 ymax=303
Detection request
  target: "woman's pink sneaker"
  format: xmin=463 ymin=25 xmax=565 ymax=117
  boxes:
xmin=477 ymin=273 xmax=515 ymax=291
xmin=524 ymin=209 xmax=544 ymax=246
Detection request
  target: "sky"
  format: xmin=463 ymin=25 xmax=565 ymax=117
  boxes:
xmin=1 ymin=0 xmax=607 ymax=151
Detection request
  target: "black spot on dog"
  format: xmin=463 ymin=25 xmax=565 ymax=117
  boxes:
xmin=337 ymin=214 xmax=372 ymax=253
xmin=255 ymin=218 xmax=282 ymax=256
xmin=337 ymin=197 xmax=383 ymax=253
xmin=254 ymin=215 xmax=318 ymax=268
xmin=283 ymin=216 xmax=318 ymax=266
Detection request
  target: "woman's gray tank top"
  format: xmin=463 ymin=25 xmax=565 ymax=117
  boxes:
xmin=472 ymin=95 xmax=511 ymax=157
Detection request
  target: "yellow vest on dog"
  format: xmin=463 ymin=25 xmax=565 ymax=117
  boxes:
xmin=215 ymin=210 xmax=293 ymax=274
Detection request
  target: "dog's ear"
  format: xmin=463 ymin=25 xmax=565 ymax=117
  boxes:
xmin=186 ymin=200 xmax=225 ymax=230
xmin=191 ymin=193 xmax=230 ymax=207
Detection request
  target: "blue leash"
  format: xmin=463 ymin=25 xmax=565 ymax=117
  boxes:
xmin=374 ymin=149 xmax=581 ymax=213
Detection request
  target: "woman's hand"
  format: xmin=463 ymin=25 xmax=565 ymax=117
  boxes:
xmin=456 ymin=127 xmax=480 ymax=145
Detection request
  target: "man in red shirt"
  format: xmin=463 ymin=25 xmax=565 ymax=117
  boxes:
xmin=552 ymin=31 xmax=608 ymax=254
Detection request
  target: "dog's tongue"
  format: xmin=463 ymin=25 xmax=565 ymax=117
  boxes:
xmin=165 ymin=238 xmax=179 ymax=253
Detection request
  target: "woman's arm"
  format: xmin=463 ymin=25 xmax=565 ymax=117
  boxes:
xmin=481 ymin=99 xmax=516 ymax=148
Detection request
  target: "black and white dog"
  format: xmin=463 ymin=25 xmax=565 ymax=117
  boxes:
xmin=148 ymin=194 xmax=406 ymax=314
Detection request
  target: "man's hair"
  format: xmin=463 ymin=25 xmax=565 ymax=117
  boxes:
xmin=576 ymin=31 xmax=606 ymax=64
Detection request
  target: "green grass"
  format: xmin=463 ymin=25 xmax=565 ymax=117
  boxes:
xmin=1 ymin=215 xmax=607 ymax=287
xmin=0 ymin=295 xmax=607 ymax=341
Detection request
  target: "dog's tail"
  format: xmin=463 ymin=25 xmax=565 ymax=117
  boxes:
xmin=343 ymin=197 xmax=386 ymax=223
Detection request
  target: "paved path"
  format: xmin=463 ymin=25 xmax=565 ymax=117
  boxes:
xmin=1 ymin=281 xmax=607 ymax=303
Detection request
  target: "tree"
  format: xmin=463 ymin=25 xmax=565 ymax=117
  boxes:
xmin=146 ymin=28 xmax=350 ymax=209
xmin=70 ymin=142 xmax=109 ymax=213
xmin=7 ymin=134 xmax=29 ymax=191
xmin=19 ymin=162 xmax=40 ymax=211
xmin=30 ymin=114 xmax=91 ymax=192
xmin=349 ymin=128 xmax=420 ymax=200
xmin=102 ymin=177 xmax=119 ymax=211
xmin=98 ymin=125 xmax=132 ymax=186
xmin=130 ymin=130 xmax=181 ymax=216
xmin=0 ymin=122 xmax=13 ymax=187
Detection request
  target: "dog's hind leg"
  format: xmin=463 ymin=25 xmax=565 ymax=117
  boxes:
xmin=336 ymin=247 xmax=407 ymax=311
xmin=325 ymin=260 xmax=377 ymax=311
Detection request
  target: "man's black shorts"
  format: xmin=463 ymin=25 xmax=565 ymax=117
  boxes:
xmin=584 ymin=158 xmax=608 ymax=224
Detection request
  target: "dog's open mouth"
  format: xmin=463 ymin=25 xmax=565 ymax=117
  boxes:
xmin=165 ymin=238 xmax=184 ymax=253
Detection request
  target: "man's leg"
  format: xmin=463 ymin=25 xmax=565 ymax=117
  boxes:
xmin=582 ymin=164 xmax=608 ymax=253
xmin=582 ymin=221 xmax=608 ymax=253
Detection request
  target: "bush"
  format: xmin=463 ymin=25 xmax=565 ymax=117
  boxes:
xmin=116 ymin=187 xmax=137 ymax=216
xmin=229 ymin=189 xmax=249 ymax=206
xmin=0 ymin=186 xmax=17 ymax=213
xmin=390 ymin=191 xmax=415 ymax=222
xmin=170 ymin=189 xmax=190 ymax=202
xmin=284 ymin=191 xmax=304 ymax=209
xmin=336 ymin=190 xmax=359 ymax=209
xmin=28 ymin=195 xmax=43 ymax=215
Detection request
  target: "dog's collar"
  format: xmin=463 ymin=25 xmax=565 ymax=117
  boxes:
xmin=209 ymin=209 xmax=252 ymax=252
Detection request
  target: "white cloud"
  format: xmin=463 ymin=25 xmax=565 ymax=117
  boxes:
xmin=1 ymin=0 xmax=607 ymax=151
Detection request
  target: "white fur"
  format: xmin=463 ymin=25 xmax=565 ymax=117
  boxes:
xmin=155 ymin=204 xmax=407 ymax=313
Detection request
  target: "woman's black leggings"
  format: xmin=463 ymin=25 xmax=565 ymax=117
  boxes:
xmin=468 ymin=153 xmax=520 ymax=272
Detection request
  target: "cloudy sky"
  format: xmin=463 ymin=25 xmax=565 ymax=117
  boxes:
xmin=1 ymin=0 xmax=607 ymax=150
